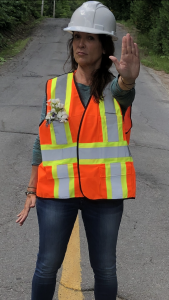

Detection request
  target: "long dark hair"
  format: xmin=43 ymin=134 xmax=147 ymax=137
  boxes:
xmin=64 ymin=34 xmax=115 ymax=103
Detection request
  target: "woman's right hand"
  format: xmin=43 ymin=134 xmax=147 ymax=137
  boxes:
xmin=16 ymin=194 xmax=36 ymax=226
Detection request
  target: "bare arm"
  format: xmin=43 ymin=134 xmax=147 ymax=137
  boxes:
xmin=16 ymin=166 xmax=38 ymax=226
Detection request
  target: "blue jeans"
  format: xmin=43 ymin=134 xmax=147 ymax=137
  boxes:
xmin=31 ymin=197 xmax=123 ymax=300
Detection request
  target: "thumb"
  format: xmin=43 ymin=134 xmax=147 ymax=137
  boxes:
xmin=109 ymin=56 xmax=120 ymax=69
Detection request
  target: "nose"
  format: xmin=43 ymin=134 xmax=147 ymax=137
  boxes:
xmin=78 ymin=38 xmax=85 ymax=48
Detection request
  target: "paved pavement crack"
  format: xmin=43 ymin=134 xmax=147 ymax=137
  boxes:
xmin=0 ymin=130 xmax=37 ymax=135
xmin=130 ymin=141 xmax=169 ymax=152
xmin=22 ymin=75 xmax=43 ymax=78
xmin=0 ymin=104 xmax=41 ymax=108
xmin=58 ymin=282 xmax=94 ymax=292
xmin=137 ymin=178 xmax=167 ymax=189
xmin=117 ymin=295 xmax=129 ymax=300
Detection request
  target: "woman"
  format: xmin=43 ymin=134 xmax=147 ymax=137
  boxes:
xmin=16 ymin=2 xmax=140 ymax=300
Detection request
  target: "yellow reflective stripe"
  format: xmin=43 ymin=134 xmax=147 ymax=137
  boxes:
xmin=64 ymin=73 xmax=73 ymax=144
xmin=79 ymin=141 xmax=128 ymax=148
xmin=114 ymin=99 xmax=124 ymax=141
xmin=65 ymin=73 xmax=73 ymax=111
xmin=51 ymin=77 xmax=57 ymax=99
xmin=99 ymin=100 xmax=108 ymax=142
xmin=41 ymin=143 xmax=76 ymax=150
xmin=50 ymin=123 xmax=57 ymax=145
xmin=79 ymin=157 xmax=133 ymax=165
xmin=43 ymin=157 xmax=133 ymax=167
xmin=41 ymin=141 xmax=128 ymax=150
xmin=49 ymin=78 xmax=58 ymax=145
xmin=68 ymin=164 xmax=75 ymax=198
xmin=105 ymin=164 xmax=112 ymax=199
xmin=52 ymin=166 xmax=59 ymax=198
xmin=121 ymin=163 xmax=128 ymax=198
xmin=43 ymin=157 xmax=77 ymax=167
xmin=64 ymin=122 xmax=72 ymax=143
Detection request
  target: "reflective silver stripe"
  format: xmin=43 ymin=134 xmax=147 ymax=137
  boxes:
xmin=79 ymin=146 xmax=131 ymax=160
xmin=103 ymin=83 xmax=116 ymax=113
xmin=42 ymin=146 xmax=130 ymax=162
xmin=54 ymin=74 xmax=67 ymax=101
xmin=103 ymin=84 xmax=119 ymax=142
xmin=57 ymin=165 xmax=70 ymax=198
xmin=41 ymin=147 xmax=76 ymax=161
xmin=110 ymin=163 xmax=123 ymax=199
xmin=53 ymin=121 xmax=67 ymax=145
xmin=53 ymin=74 xmax=68 ymax=144
xmin=106 ymin=114 xmax=119 ymax=142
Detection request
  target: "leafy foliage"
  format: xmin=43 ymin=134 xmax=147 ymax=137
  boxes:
xmin=150 ymin=1 xmax=169 ymax=55
xmin=55 ymin=0 xmax=84 ymax=18
xmin=0 ymin=0 xmax=41 ymax=30
xmin=130 ymin=0 xmax=162 ymax=33
xmin=103 ymin=0 xmax=132 ymax=21
xmin=105 ymin=0 xmax=168 ymax=55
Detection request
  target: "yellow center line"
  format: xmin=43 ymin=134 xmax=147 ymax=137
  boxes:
xmin=58 ymin=216 xmax=84 ymax=300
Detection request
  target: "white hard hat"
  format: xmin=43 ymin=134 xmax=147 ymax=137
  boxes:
xmin=63 ymin=1 xmax=118 ymax=41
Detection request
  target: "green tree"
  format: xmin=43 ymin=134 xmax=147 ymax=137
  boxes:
xmin=0 ymin=0 xmax=41 ymax=30
xmin=150 ymin=0 xmax=169 ymax=55
xmin=130 ymin=0 xmax=162 ymax=33
xmin=55 ymin=0 xmax=84 ymax=18
xmin=103 ymin=0 xmax=132 ymax=21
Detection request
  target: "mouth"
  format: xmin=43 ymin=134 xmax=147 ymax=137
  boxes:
xmin=77 ymin=52 xmax=87 ymax=56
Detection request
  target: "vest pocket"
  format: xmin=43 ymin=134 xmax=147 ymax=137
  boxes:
xmin=99 ymin=163 xmax=134 ymax=199
xmin=45 ymin=164 xmax=77 ymax=198
xmin=52 ymin=121 xmax=68 ymax=145
xmin=44 ymin=164 xmax=77 ymax=179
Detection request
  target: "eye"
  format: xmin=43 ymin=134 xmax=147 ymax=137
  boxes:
xmin=74 ymin=33 xmax=80 ymax=39
xmin=88 ymin=35 xmax=94 ymax=40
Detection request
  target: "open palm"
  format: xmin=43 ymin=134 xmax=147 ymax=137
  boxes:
xmin=109 ymin=33 xmax=140 ymax=83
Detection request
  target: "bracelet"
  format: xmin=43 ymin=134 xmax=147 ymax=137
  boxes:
xmin=121 ymin=77 xmax=135 ymax=85
xmin=25 ymin=191 xmax=36 ymax=196
xmin=27 ymin=186 xmax=36 ymax=189
xmin=121 ymin=77 xmax=135 ymax=90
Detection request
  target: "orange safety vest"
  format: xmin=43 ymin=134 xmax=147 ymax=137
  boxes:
xmin=36 ymin=72 xmax=136 ymax=200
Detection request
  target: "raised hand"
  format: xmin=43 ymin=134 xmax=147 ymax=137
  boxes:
xmin=109 ymin=33 xmax=140 ymax=84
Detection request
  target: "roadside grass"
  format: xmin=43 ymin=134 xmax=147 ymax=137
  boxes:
xmin=0 ymin=17 xmax=46 ymax=65
xmin=0 ymin=38 xmax=30 ymax=64
xmin=118 ymin=20 xmax=169 ymax=74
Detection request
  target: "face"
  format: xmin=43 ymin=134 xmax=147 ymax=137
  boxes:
xmin=73 ymin=32 xmax=104 ymax=69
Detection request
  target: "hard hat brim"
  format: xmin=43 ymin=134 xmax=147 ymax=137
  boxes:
xmin=63 ymin=26 xmax=118 ymax=41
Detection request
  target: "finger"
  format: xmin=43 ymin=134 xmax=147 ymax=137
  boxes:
xmin=126 ymin=34 xmax=132 ymax=54
xmin=19 ymin=218 xmax=25 ymax=226
xmin=121 ymin=36 xmax=127 ymax=55
xmin=109 ymin=56 xmax=120 ymax=69
xmin=16 ymin=217 xmax=23 ymax=223
xmin=131 ymin=36 xmax=136 ymax=56
xmin=16 ymin=210 xmax=28 ymax=222
xmin=17 ymin=213 xmax=22 ymax=217
xmin=16 ymin=214 xmax=25 ymax=222
xmin=18 ymin=215 xmax=27 ymax=226
xmin=134 ymin=43 xmax=140 ymax=58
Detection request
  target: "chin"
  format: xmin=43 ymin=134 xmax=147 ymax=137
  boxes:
xmin=75 ymin=59 xmax=90 ymax=67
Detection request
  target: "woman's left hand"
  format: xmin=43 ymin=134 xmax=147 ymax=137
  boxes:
xmin=109 ymin=33 xmax=140 ymax=84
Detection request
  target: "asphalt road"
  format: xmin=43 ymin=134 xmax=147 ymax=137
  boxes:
xmin=0 ymin=18 xmax=169 ymax=300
